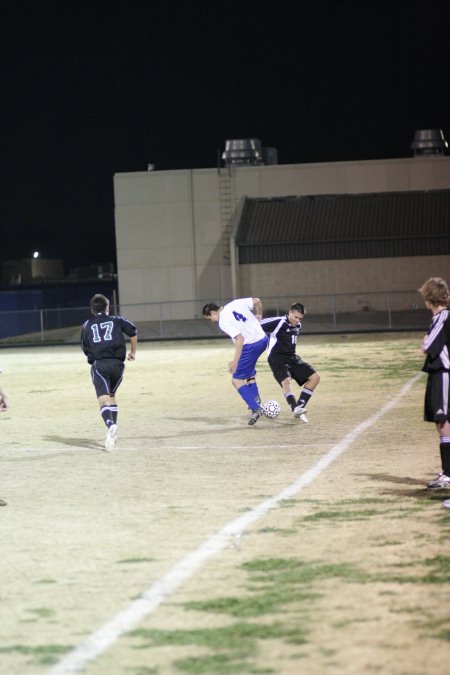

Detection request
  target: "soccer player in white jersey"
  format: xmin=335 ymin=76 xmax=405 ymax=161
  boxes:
xmin=419 ymin=277 xmax=450 ymax=490
xmin=0 ymin=370 xmax=9 ymax=505
xmin=203 ymin=298 xmax=268 ymax=425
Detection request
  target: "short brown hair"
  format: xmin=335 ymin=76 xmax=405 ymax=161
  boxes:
xmin=418 ymin=277 xmax=450 ymax=307
xmin=290 ymin=302 xmax=305 ymax=315
xmin=90 ymin=294 xmax=109 ymax=313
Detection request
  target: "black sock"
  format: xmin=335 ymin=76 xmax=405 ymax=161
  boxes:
xmin=101 ymin=405 xmax=114 ymax=428
xmin=285 ymin=393 xmax=296 ymax=410
xmin=440 ymin=436 xmax=450 ymax=475
xmin=298 ymin=387 xmax=313 ymax=408
xmin=110 ymin=405 xmax=118 ymax=425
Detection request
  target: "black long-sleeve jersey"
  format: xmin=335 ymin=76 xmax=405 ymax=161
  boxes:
xmin=422 ymin=308 xmax=450 ymax=374
xmin=81 ymin=313 xmax=137 ymax=364
xmin=260 ymin=315 xmax=302 ymax=357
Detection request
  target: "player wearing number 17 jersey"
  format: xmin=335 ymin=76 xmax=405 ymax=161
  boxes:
xmin=202 ymin=298 xmax=268 ymax=425
xmin=81 ymin=294 xmax=137 ymax=450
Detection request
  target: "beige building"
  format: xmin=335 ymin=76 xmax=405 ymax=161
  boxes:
xmin=113 ymin=154 xmax=450 ymax=321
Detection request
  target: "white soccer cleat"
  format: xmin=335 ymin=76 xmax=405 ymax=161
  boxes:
xmin=427 ymin=472 xmax=450 ymax=489
xmin=293 ymin=405 xmax=308 ymax=418
xmin=293 ymin=405 xmax=309 ymax=423
xmin=105 ymin=424 xmax=117 ymax=451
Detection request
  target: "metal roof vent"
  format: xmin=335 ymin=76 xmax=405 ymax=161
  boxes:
xmin=222 ymin=138 xmax=263 ymax=167
xmin=262 ymin=146 xmax=278 ymax=165
xmin=411 ymin=129 xmax=448 ymax=156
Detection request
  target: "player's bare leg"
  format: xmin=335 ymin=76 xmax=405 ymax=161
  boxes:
xmin=280 ymin=376 xmax=299 ymax=413
xmin=280 ymin=377 xmax=308 ymax=420
xmin=294 ymin=372 xmax=320 ymax=422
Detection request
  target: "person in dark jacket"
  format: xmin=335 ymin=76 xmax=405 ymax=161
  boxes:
xmin=260 ymin=302 xmax=320 ymax=423
xmin=81 ymin=294 xmax=137 ymax=451
xmin=419 ymin=277 xmax=450 ymax=489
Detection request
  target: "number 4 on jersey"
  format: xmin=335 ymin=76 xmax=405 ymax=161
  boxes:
xmin=232 ymin=311 xmax=247 ymax=322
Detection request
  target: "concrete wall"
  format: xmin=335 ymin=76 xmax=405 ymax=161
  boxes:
xmin=236 ymin=155 xmax=450 ymax=196
xmin=114 ymin=169 xmax=229 ymax=320
xmin=239 ymin=255 xmax=450 ymax=311
xmin=113 ymin=155 xmax=450 ymax=318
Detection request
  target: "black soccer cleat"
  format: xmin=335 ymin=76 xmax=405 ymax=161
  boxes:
xmin=248 ymin=408 xmax=265 ymax=426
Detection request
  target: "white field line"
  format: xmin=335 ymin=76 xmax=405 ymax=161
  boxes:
xmin=46 ymin=373 xmax=422 ymax=675
xmin=155 ymin=444 xmax=325 ymax=450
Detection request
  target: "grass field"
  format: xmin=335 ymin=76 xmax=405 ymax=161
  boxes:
xmin=1 ymin=333 xmax=449 ymax=675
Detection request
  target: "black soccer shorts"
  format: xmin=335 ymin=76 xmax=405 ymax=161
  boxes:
xmin=90 ymin=359 xmax=125 ymax=398
xmin=424 ymin=370 xmax=450 ymax=422
xmin=269 ymin=354 xmax=316 ymax=387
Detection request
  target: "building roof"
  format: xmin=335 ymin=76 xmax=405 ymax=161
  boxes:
xmin=235 ymin=189 xmax=450 ymax=263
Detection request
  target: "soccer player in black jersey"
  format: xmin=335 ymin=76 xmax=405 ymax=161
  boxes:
xmin=260 ymin=303 xmax=320 ymax=422
xmin=419 ymin=277 xmax=450 ymax=490
xmin=81 ymin=294 xmax=137 ymax=451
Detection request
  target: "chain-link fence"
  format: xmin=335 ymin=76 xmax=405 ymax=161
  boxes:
xmin=0 ymin=290 xmax=429 ymax=345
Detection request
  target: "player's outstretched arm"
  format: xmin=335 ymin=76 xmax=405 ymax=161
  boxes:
xmin=228 ymin=334 xmax=244 ymax=373
xmin=252 ymin=297 xmax=263 ymax=321
xmin=127 ymin=335 xmax=137 ymax=360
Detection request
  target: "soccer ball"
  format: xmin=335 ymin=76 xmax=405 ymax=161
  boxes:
xmin=263 ymin=400 xmax=281 ymax=418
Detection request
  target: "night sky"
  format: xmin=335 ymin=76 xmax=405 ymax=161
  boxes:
xmin=1 ymin=1 xmax=449 ymax=270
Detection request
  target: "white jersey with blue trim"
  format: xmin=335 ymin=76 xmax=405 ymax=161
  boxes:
xmin=219 ymin=298 xmax=266 ymax=344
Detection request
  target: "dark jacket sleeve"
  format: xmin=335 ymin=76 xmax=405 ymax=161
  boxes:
xmin=259 ymin=316 xmax=282 ymax=333
xmin=119 ymin=316 xmax=137 ymax=337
